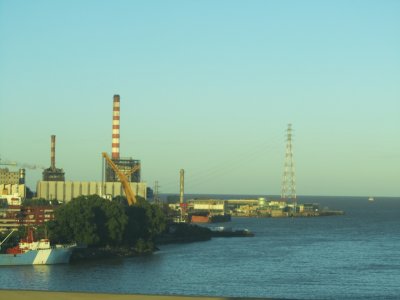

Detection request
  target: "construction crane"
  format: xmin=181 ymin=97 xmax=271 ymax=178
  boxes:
xmin=0 ymin=158 xmax=17 ymax=166
xmin=102 ymin=152 xmax=140 ymax=206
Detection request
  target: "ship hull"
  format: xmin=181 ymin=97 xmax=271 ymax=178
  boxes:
xmin=0 ymin=247 xmax=74 ymax=266
xmin=190 ymin=213 xmax=231 ymax=223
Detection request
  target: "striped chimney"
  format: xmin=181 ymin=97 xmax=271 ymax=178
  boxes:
xmin=112 ymin=95 xmax=120 ymax=159
xmin=51 ymin=135 xmax=56 ymax=169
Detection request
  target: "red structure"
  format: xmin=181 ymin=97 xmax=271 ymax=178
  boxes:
xmin=0 ymin=205 xmax=55 ymax=231
xmin=112 ymin=95 xmax=120 ymax=159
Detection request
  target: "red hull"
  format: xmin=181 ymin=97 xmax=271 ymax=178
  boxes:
xmin=190 ymin=215 xmax=210 ymax=223
xmin=190 ymin=214 xmax=231 ymax=223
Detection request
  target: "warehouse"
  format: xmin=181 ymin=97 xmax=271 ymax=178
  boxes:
xmin=36 ymin=181 xmax=146 ymax=203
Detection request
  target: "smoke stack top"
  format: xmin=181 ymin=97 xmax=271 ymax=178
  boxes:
xmin=51 ymin=135 xmax=56 ymax=169
xmin=112 ymin=95 xmax=120 ymax=159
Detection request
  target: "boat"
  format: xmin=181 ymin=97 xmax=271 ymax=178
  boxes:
xmin=368 ymin=197 xmax=375 ymax=202
xmin=209 ymin=226 xmax=254 ymax=237
xmin=189 ymin=212 xmax=231 ymax=223
xmin=0 ymin=228 xmax=76 ymax=266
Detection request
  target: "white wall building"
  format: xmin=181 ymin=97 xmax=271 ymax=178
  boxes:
xmin=36 ymin=181 xmax=147 ymax=203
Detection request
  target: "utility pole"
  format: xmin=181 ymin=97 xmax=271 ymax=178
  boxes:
xmin=154 ymin=180 xmax=160 ymax=205
xmin=281 ymin=124 xmax=297 ymax=212
xmin=179 ymin=169 xmax=184 ymax=205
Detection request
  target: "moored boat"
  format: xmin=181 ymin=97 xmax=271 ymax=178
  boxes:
xmin=189 ymin=212 xmax=231 ymax=223
xmin=0 ymin=228 xmax=76 ymax=266
xmin=209 ymin=226 xmax=254 ymax=237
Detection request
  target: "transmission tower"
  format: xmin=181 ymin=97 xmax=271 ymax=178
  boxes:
xmin=281 ymin=124 xmax=297 ymax=207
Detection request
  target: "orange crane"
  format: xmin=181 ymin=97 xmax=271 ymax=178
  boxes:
xmin=102 ymin=152 xmax=141 ymax=206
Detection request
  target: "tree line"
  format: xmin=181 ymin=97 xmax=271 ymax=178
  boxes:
xmin=1 ymin=195 xmax=166 ymax=253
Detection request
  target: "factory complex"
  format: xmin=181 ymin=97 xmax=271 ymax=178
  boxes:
xmin=1 ymin=104 xmax=342 ymax=232
xmin=1 ymin=95 xmax=147 ymax=231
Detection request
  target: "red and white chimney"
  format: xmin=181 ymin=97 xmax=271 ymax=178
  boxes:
xmin=112 ymin=94 xmax=120 ymax=159
xmin=51 ymin=135 xmax=56 ymax=169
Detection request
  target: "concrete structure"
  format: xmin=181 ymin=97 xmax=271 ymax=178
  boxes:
xmin=0 ymin=193 xmax=22 ymax=206
xmin=0 ymin=168 xmax=25 ymax=185
xmin=0 ymin=184 xmax=26 ymax=199
xmin=42 ymin=135 xmax=65 ymax=181
xmin=188 ymin=199 xmax=226 ymax=213
xmin=36 ymin=181 xmax=147 ymax=203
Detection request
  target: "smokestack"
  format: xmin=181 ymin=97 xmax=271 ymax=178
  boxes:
xmin=112 ymin=95 xmax=120 ymax=159
xmin=180 ymin=169 xmax=184 ymax=204
xmin=51 ymin=135 xmax=56 ymax=169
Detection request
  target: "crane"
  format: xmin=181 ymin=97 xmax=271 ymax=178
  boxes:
xmin=0 ymin=158 xmax=17 ymax=166
xmin=102 ymin=152 xmax=140 ymax=206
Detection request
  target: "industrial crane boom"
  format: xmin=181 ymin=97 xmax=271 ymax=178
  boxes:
xmin=102 ymin=152 xmax=140 ymax=206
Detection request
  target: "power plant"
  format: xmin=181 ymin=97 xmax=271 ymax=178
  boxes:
xmin=35 ymin=94 xmax=146 ymax=202
xmin=105 ymin=95 xmax=141 ymax=183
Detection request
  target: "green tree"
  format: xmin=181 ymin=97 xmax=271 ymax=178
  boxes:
xmin=48 ymin=195 xmax=166 ymax=251
xmin=22 ymin=198 xmax=59 ymax=206
xmin=119 ymin=197 xmax=164 ymax=245
xmin=48 ymin=195 xmax=128 ymax=247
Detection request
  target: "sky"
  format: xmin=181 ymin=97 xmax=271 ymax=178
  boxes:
xmin=0 ymin=0 xmax=399 ymax=197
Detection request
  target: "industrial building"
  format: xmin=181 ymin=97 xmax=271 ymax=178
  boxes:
xmin=0 ymin=205 xmax=55 ymax=232
xmin=36 ymin=94 xmax=147 ymax=203
xmin=0 ymin=168 xmax=25 ymax=185
xmin=105 ymin=157 xmax=141 ymax=182
xmin=36 ymin=181 xmax=146 ymax=203
xmin=0 ymin=167 xmax=26 ymax=199
xmin=0 ymin=184 xmax=26 ymax=200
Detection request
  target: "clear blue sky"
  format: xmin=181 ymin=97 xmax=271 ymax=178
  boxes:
xmin=0 ymin=0 xmax=399 ymax=197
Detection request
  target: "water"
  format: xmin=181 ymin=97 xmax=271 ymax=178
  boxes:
xmin=1 ymin=196 xmax=400 ymax=299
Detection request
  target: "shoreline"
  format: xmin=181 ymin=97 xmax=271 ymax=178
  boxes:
xmin=0 ymin=289 xmax=274 ymax=300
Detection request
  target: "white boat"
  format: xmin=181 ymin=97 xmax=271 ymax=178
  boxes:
xmin=368 ymin=197 xmax=375 ymax=202
xmin=0 ymin=228 xmax=76 ymax=265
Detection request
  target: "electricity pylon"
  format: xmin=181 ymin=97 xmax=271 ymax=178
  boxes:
xmin=281 ymin=124 xmax=297 ymax=209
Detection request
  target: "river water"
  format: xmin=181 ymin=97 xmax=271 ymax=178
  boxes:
xmin=1 ymin=196 xmax=400 ymax=299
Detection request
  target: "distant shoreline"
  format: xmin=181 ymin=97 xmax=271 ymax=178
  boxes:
xmin=0 ymin=289 xmax=273 ymax=300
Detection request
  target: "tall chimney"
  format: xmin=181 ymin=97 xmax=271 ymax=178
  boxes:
xmin=51 ymin=135 xmax=56 ymax=169
xmin=112 ymin=95 xmax=120 ymax=159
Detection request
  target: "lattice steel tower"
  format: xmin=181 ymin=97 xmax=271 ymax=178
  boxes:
xmin=281 ymin=124 xmax=296 ymax=205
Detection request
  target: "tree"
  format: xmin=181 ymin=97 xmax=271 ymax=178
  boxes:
xmin=121 ymin=196 xmax=166 ymax=246
xmin=48 ymin=195 xmax=127 ymax=247
xmin=48 ymin=195 xmax=166 ymax=249
xmin=22 ymin=198 xmax=59 ymax=206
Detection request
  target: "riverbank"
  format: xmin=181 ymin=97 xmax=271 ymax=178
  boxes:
xmin=0 ymin=290 xmax=271 ymax=300
xmin=70 ymin=223 xmax=212 ymax=262
xmin=70 ymin=246 xmax=152 ymax=263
